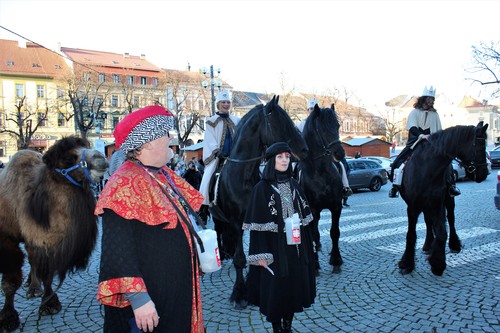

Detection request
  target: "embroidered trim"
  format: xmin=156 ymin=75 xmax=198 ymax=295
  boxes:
xmin=248 ymin=253 xmax=274 ymax=266
xmin=242 ymin=221 xmax=278 ymax=232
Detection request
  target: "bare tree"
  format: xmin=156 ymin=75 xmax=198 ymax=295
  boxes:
xmin=466 ymin=41 xmax=500 ymax=98
xmin=165 ymin=70 xmax=206 ymax=148
xmin=0 ymin=96 xmax=52 ymax=150
xmin=377 ymin=108 xmax=404 ymax=143
xmin=65 ymin=66 xmax=111 ymax=139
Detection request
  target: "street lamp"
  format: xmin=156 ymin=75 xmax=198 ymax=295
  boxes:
xmin=201 ymin=65 xmax=222 ymax=115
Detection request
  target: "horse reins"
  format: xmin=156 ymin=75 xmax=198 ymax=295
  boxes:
xmin=55 ymin=149 xmax=95 ymax=187
xmin=311 ymin=119 xmax=341 ymax=160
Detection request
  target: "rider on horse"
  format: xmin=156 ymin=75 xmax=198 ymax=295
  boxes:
xmin=388 ymin=86 xmax=461 ymax=198
xmin=198 ymin=89 xmax=241 ymax=221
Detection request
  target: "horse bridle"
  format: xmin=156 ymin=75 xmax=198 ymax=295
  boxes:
xmin=55 ymin=149 xmax=96 ymax=187
xmin=450 ymin=132 xmax=486 ymax=176
xmin=311 ymin=119 xmax=341 ymax=161
xmin=225 ymin=105 xmax=275 ymax=163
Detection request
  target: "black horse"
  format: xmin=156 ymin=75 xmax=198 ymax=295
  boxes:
xmin=298 ymin=104 xmax=346 ymax=274
xmin=209 ymin=96 xmax=309 ymax=309
xmin=398 ymin=122 xmax=489 ymax=276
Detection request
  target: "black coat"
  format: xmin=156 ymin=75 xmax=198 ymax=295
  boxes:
xmin=182 ymin=169 xmax=202 ymax=190
xmin=242 ymin=178 xmax=316 ymax=322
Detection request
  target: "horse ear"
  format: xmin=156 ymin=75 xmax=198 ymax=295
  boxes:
xmin=331 ymin=103 xmax=335 ymax=111
xmin=275 ymin=95 xmax=280 ymax=105
xmin=477 ymin=121 xmax=484 ymax=127
xmin=314 ymin=104 xmax=320 ymax=112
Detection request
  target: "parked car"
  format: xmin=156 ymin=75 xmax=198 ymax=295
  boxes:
xmin=490 ymin=147 xmax=500 ymax=168
xmin=346 ymin=158 xmax=388 ymax=192
xmin=362 ymin=156 xmax=392 ymax=176
xmin=495 ymin=171 xmax=500 ymax=210
xmin=452 ymin=152 xmax=492 ymax=181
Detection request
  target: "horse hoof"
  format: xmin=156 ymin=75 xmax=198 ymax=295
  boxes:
xmin=399 ymin=268 xmax=412 ymax=275
xmin=232 ymin=300 xmax=248 ymax=310
xmin=430 ymin=265 xmax=446 ymax=276
xmin=331 ymin=265 xmax=342 ymax=274
xmin=0 ymin=309 xmax=20 ymax=332
xmin=26 ymin=287 xmax=44 ymax=299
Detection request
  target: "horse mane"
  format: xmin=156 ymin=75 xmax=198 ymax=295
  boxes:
xmin=232 ymin=104 xmax=264 ymax=145
xmin=427 ymin=125 xmax=475 ymax=157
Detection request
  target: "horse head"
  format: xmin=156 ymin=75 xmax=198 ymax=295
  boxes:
xmin=464 ymin=121 xmax=489 ymax=183
xmin=263 ymin=95 xmax=309 ymax=160
xmin=43 ymin=136 xmax=109 ymax=188
xmin=303 ymin=103 xmax=345 ymax=162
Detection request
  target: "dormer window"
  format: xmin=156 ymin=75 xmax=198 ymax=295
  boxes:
xmin=32 ymin=63 xmax=41 ymax=68
xmin=55 ymin=64 xmax=62 ymax=69
xmin=112 ymin=60 xmax=119 ymax=64
xmin=134 ymin=63 xmax=140 ymax=66
xmin=7 ymin=61 xmax=14 ymax=66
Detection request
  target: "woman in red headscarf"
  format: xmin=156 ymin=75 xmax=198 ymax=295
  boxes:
xmin=95 ymin=105 xmax=205 ymax=333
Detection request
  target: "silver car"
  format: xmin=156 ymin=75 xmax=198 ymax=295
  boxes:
xmin=347 ymin=158 xmax=388 ymax=192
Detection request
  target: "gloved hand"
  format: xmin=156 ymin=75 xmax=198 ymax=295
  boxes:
xmin=217 ymin=151 xmax=229 ymax=159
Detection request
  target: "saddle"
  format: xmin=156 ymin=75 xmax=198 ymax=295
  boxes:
xmin=207 ymin=159 xmax=231 ymax=224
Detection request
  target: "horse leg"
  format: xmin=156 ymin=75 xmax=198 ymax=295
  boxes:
xmin=329 ymin=207 xmax=343 ymax=274
xmin=0 ymin=239 xmax=24 ymax=332
xmin=422 ymin=219 xmax=434 ymax=254
xmin=311 ymin=210 xmax=322 ymax=252
xmin=427 ymin=207 xmax=448 ymax=276
xmin=214 ymin=218 xmax=230 ymax=260
xmin=445 ymin=195 xmax=462 ymax=253
xmin=38 ymin=269 xmax=62 ymax=316
xmin=398 ymin=207 xmax=419 ymax=275
xmin=229 ymin=228 xmax=248 ymax=310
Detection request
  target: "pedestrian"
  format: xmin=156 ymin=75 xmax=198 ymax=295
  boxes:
xmin=183 ymin=160 xmax=203 ymax=190
xmin=95 ymin=105 xmax=205 ymax=333
xmin=243 ymin=142 xmax=316 ymax=333
xmin=388 ymin=86 xmax=461 ymax=198
xmin=298 ymin=98 xmax=352 ymax=197
xmin=198 ymin=89 xmax=240 ymax=221
xmin=342 ymin=158 xmax=351 ymax=207
xmin=391 ymin=141 xmax=396 ymax=153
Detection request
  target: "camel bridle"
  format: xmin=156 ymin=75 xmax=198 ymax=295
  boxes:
xmin=55 ymin=149 xmax=96 ymax=187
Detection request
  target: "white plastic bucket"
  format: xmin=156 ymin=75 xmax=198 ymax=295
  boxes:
xmin=196 ymin=229 xmax=222 ymax=273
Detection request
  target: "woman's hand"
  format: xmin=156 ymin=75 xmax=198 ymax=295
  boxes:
xmin=133 ymin=300 xmax=159 ymax=332
xmin=258 ymin=259 xmax=268 ymax=268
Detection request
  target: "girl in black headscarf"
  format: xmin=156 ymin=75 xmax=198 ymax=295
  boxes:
xmin=243 ymin=142 xmax=316 ymax=333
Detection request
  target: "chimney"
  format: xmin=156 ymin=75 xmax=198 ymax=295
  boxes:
xmin=124 ymin=52 xmax=130 ymax=58
xmin=140 ymin=54 xmax=146 ymax=60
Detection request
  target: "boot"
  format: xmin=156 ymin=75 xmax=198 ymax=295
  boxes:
xmin=282 ymin=315 xmax=294 ymax=333
xmin=388 ymin=185 xmax=399 ymax=198
xmin=343 ymin=187 xmax=353 ymax=197
xmin=449 ymin=185 xmax=461 ymax=197
xmin=272 ymin=321 xmax=283 ymax=333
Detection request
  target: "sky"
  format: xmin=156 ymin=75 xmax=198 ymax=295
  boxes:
xmin=0 ymin=0 xmax=499 ymax=107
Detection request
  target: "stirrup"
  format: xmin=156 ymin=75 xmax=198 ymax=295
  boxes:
xmin=388 ymin=186 xmax=399 ymax=198
xmin=449 ymin=186 xmax=461 ymax=197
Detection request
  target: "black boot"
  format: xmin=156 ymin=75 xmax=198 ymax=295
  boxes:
xmin=282 ymin=314 xmax=294 ymax=333
xmin=388 ymin=185 xmax=399 ymax=198
xmin=449 ymin=185 xmax=461 ymax=197
xmin=272 ymin=321 xmax=283 ymax=333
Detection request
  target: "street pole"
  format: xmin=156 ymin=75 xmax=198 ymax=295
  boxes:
xmin=202 ymin=65 xmax=221 ymax=116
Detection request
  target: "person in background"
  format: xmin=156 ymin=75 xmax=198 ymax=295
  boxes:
xmin=354 ymin=151 xmax=362 ymax=159
xmin=388 ymin=86 xmax=461 ymax=198
xmin=198 ymin=89 xmax=240 ymax=221
xmin=298 ymin=98 xmax=352 ymax=198
xmin=341 ymin=158 xmax=351 ymax=207
xmin=183 ymin=160 xmax=203 ymax=190
xmin=95 ymin=105 xmax=205 ymax=333
xmin=243 ymin=142 xmax=316 ymax=333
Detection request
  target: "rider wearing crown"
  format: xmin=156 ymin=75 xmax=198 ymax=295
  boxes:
xmin=388 ymin=86 xmax=461 ymax=198
xmin=198 ymin=89 xmax=240 ymax=221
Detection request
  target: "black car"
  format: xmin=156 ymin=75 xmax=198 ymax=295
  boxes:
xmin=347 ymin=158 xmax=388 ymax=192
xmin=490 ymin=147 xmax=500 ymax=168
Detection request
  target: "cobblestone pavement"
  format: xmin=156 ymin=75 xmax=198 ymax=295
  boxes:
xmin=5 ymin=173 xmax=500 ymax=332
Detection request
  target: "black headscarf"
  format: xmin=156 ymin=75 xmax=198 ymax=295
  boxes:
xmin=262 ymin=142 xmax=293 ymax=181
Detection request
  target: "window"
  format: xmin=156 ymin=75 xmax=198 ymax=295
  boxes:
xmin=198 ymin=116 xmax=205 ymax=131
xmin=83 ymin=72 xmax=90 ymax=81
xmin=83 ymin=96 xmax=88 ymax=106
xmin=113 ymin=74 xmax=120 ymax=83
xmin=37 ymin=85 xmax=45 ymax=98
xmin=99 ymin=73 xmax=105 ymax=83
xmin=16 ymin=84 xmax=24 ymax=98
xmin=111 ymin=95 xmax=118 ymax=107
xmin=7 ymin=61 xmax=14 ymax=66
xmin=140 ymin=77 xmax=147 ymax=85
xmin=127 ymin=76 xmax=134 ymax=85
xmin=0 ymin=147 xmax=4 ymax=157
xmin=58 ymin=113 xmax=66 ymax=127
xmin=112 ymin=116 xmax=120 ymax=128
xmin=133 ymin=96 xmax=139 ymax=107
xmin=57 ymin=87 xmax=64 ymax=99
xmin=38 ymin=113 xmax=46 ymax=127
xmin=152 ymin=78 xmax=158 ymax=86
xmin=97 ymin=95 xmax=104 ymax=107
